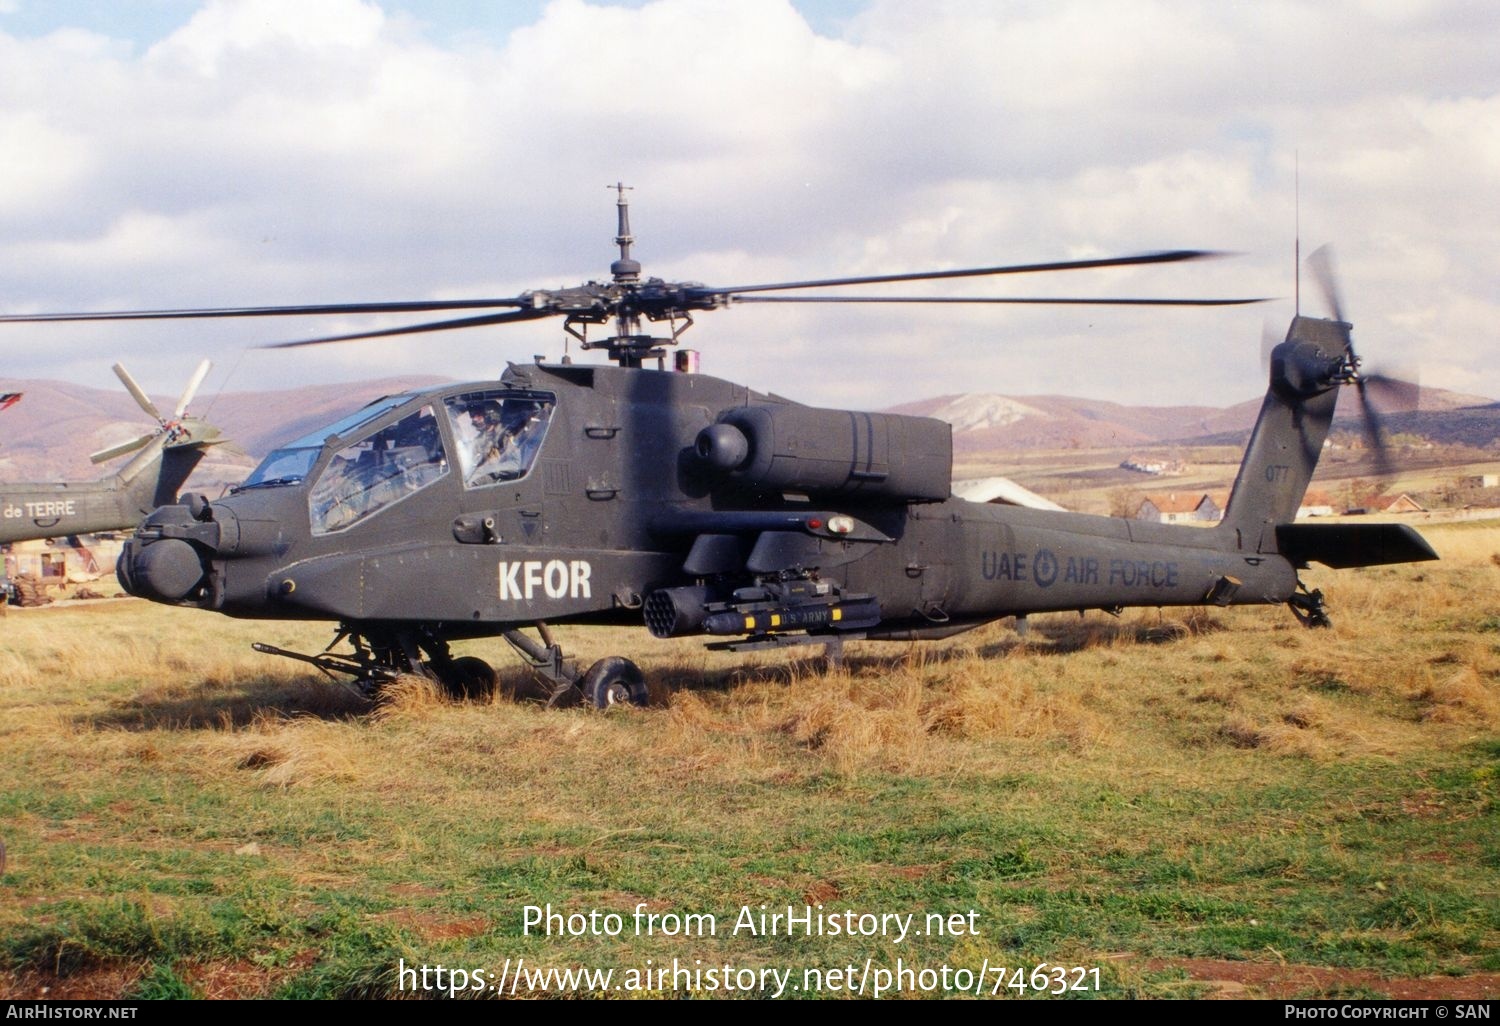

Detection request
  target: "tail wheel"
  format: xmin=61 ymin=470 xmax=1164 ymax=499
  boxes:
xmin=436 ymin=656 xmax=498 ymax=699
xmin=580 ymin=657 xmax=648 ymax=709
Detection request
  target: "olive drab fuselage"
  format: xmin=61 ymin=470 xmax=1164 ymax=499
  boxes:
xmin=0 ymin=362 xmax=222 ymax=548
xmin=118 ymin=315 xmax=1438 ymax=657
xmin=0 ymin=419 xmax=219 ymax=546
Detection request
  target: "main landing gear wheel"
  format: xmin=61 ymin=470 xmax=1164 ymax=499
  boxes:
xmin=580 ymin=657 xmax=648 ymax=709
xmin=434 ymin=656 xmax=498 ymax=699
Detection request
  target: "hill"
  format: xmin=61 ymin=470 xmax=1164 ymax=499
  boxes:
xmin=2 ymin=372 xmax=1495 ymax=495
xmin=890 ymin=386 xmax=1498 ymax=452
xmin=0 ymin=375 xmax=449 ymax=486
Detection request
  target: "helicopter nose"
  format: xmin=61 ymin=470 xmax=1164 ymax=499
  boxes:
xmin=124 ymin=537 xmax=206 ymax=602
xmin=118 ymin=501 xmax=222 ymax=604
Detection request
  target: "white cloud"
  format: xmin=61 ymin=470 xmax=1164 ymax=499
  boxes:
xmin=0 ymin=0 xmax=1495 ymax=411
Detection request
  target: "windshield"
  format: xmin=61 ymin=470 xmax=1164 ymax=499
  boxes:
xmin=239 ymin=447 xmax=320 ymax=488
xmin=239 ymin=394 xmax=413 ymax=489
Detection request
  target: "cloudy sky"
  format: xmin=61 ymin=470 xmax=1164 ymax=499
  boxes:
xmin=1 ymin=0 xmax=1495 ymax=413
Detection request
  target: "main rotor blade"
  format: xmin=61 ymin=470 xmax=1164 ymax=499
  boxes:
xmin=90 ymin=432 xmax=155 ymax=464
xmin=260 ymin=307 xmax=558 ymax=349
xmin=698 ymin=250 xmax=1225 ymax=297
xmin=0 ymin=298 xmax=533 ymax=324
xmin=112 ymin=363 xmax=163 ymax=422
xmin=731 ymin=294 xmax=1270 ymax=306
xmin=174 ymin=359 xmax=212 ymax=418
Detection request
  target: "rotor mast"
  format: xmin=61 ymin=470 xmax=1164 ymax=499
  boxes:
xmin=610 ymin=181 xmax=640 ymax=283
xmin=567 ymin=182 xmax=693 ymax=369
xmin=606 ymin=182 xmax=648 ymax=366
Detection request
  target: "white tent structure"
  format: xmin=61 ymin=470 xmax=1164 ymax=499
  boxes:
xmin=951 ymin=476 xmax=1067 ymax=512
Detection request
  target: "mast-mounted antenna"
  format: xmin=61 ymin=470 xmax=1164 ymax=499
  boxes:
xmin=610 ymin=181 xmax=640 ymax=283
xmin=1294 ymin=153 xmax=1300 ymax=316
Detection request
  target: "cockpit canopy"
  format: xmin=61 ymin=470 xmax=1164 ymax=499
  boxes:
xmin=240 ymin=394 xmax=413 ymax=490
xmin=237 ymin=388 xmax=557 ymax=535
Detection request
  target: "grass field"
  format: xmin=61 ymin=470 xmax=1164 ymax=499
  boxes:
xmin=1 ymin=521 xmax=1497 ymax=999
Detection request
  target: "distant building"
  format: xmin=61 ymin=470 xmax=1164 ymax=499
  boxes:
xmin=951 ymin=476 xmax=1067 ymax=511
xmin=1461 ymin=474 xmax=1499 ymax=489
xmin=1135 ymin=493 xmax=1221 ymax=523
xmin=2 ymin=534 xmax=123 ymax=583
xmin=1121 ymin=455 xmax=1186 ymax=476
xmin=1297 ymin=490 xmax=1337 ymax=518
xmin=1375 ymin=493 xmax=1427 ymax=514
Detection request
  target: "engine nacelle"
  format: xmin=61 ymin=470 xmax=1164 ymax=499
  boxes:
xmin=694 ymin=404 xmax=951 ymax=502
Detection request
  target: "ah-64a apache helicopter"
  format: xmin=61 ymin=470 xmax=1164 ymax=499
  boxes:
xmin=0 ymin=188 xmax=1436 ymax=706
xmin=0 ymin=360 xmax=223 ymax=545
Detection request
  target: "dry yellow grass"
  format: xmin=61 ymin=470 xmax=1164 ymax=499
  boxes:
xmin=3 ymin=522 xmax=1494 ymax=789
xmin=223 ymin=719 xmax=365 ymax=788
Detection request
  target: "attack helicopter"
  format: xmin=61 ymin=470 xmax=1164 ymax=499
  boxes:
xmin=0 ymin=189 xmax=1435 ymax=707
xmin=0 ymin=361 xmax=223 ymax=545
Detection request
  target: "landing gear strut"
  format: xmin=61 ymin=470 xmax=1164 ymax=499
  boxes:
xmin=253 ymin=620 xmax=648 ymax=708
xmin=501 ymin=622 xmax=582 ymax=707
xmin=1287 ymin=581 xmax=1332 ymax=629
xmin=498 ymin=622 xmax=647 ymax=707
xmin=252 ymin=624 xmax=497 ymax=698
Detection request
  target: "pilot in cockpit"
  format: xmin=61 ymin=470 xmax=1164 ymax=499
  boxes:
xmin=466 ymin=402 xmax=505 ymax=469
xmin=457 ymin=398 xmax=545 ymax=485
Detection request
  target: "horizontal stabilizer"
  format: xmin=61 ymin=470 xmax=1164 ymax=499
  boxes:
xmin=1276 ymin=522 xmax=1438 ymax=569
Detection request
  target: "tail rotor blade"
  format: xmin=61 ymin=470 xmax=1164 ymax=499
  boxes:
xmin=1356 ymin=378 xmax=1395 ymax=480
xmin=1358 ymin=370 xmax=1422 ymax=482
xmin=1303 ymin=246 xmax=1421 ymax=487
xmin=1306 ymin=245 xmax=1346 ymax=325
xmin=1261 ymin=320 xmax=1282 ymax=371
xmin=174 ymin=359 xmax=212 ymax=418
xmin=1362 ymin=371 xmax=1421 ymax=412
xmin=215 ymin=440 xmax=252 ymax=460
xmin=113 ymin=363 xmax=164 ymax=422
xmin=90 ymin=432 xmax=155 ymax=464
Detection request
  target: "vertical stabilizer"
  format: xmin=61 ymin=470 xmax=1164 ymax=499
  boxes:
xmin=1219 ymin=316 xmax=1347 ymax=551
xmin=115 ymin=417 xmax=223 ymax=517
